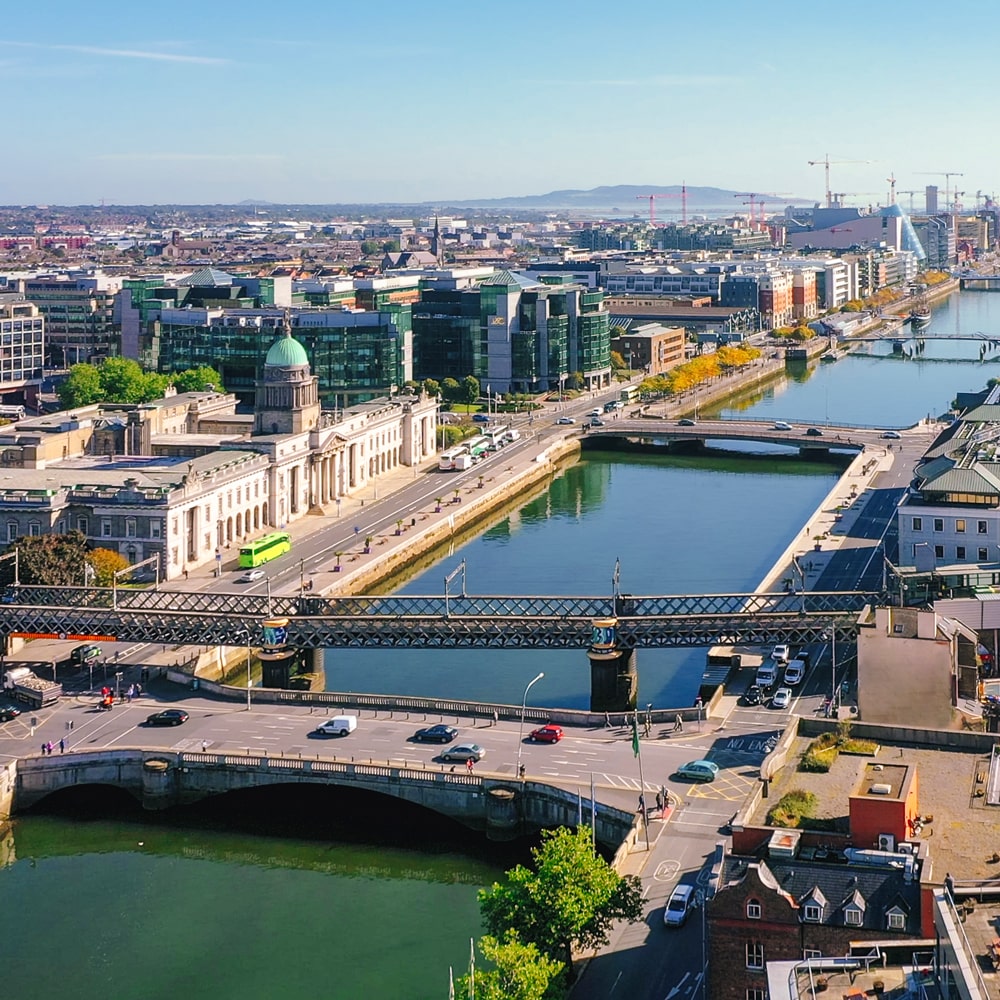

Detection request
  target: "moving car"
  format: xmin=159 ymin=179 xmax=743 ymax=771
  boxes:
xmin=590 ymin=417 xmax=605 ymax=427
xmin=770 ymin=687 xmax=792 ymax=709
xmin=677 ymin=417 xmax=696 ymax=426
xmin=440 ymin=743 xmax=485 ymax=763
xmin=146 ymin=709 xmax=189 ymax=727
xmin=783 ymin=660 xmax=806 ymax=686
xmin=805 ymin=427 xmax=824 ymax=437
xmin=0 ymin=705 xmax=21 ymax=722
xmin=675 ymin=759 xmax=719 ymax=783
xmin=413 ymin=724 xmax=458 ymax=744
xmin=771 ymin=643 xmax=791 ymax=663
xmin=741 ymin=685 xmax=763 ymax=707
xmin=880 ymin=430 xmax=901 ymax=439
xmin=589 ymin=408 xmax=602 ymax=417
xmin=472 ymin=413 xmax=491 ymax=423
xmin=314 ymin=715 xmax=357 ymax=737
xmin=237 ymin=569 xmax=266 ymax=583
xmin=556 ymin=416 xmax=576 ymax=425
xmin=773 ymin=420 xmax=792 ymax=430
xmin=663 ymin=884 xmax=696 ymax=927
xmin=529 ymin=724 xmax=563 ymax=743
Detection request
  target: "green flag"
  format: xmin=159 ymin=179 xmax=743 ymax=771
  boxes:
xmin=631 ymin=716 xmax=640 ymax=757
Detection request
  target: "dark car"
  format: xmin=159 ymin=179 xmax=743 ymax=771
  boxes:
xmin=413 ymin=724 xmax=458 ymax=744
xmin=529 ymin=724 xmax=564 ymax=743
xmin=0 ymin=705 xmax=21 ymax=722
xmin=741 ymin=685 xmax=763 ymax=707
xmin=472 ymin=413 xmax=490 ymax=423
xmin=677 ymin=418 xmax=696 ymax=426
xmin=146 ymin=709 xmax=189 ymax=727
xmin=805 ymin=427 xmax=824 ymax=437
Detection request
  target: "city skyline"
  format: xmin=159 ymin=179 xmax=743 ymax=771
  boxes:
xmin=2 ymin=0 xmax=994 ymax=207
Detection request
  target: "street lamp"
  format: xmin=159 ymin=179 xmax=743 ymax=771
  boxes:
xmin=236 ymin=628 xmax=252 ymax=711
xmin=830 ymin=622 xmax=837 ymax=715
xmin=516 ymin=671 xmax=545 ymax=778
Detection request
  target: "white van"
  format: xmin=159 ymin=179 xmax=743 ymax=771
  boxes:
xmin=314 ymin=715 xmax=357 ymax=737
xmin=756 ymin=663 xmax=778 ymax=688
xmin=783 ymin=659 xmax=806 ymax=686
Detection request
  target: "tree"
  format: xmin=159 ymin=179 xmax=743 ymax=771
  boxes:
xmin=58 ymin=363 xmax=103 ymax=408
xmin=565 ymin=372 xmax=584 ymax=391
xmin=12 ymin=530 xmax=90 ymax=586
xmin=461 ymin=375 xmax=480 ymax=406
xmin=456 ymin=931 xmax=565 ymax=1000
xmin=98 ymin=357 xmax=154 ymax=403
xmin=440 ymin=377 xmax=462 ymax=403
xmin=360 ymin=240 xmax=380 ymax=255
xmin=609 ymin=350 xmax=626 ymax=371
xmin=171 ymin=366 xmax=224 ymax=393
xmin=87 ymin=547 xmax=130 ymax=586
xmin=422 ymin=378 xmax=441 ymax=398
xmin=479 ymin=826 xmax=643 ymax=974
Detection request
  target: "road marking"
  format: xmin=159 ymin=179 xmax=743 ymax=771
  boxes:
xmin=665 ymin=971 xmax=691 ymax=999
xmin=653 ymin=860 xmax=680 ymax=882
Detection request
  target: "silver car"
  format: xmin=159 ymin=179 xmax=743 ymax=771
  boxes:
xmin=440 ymin=743 xmax=485 ymax=763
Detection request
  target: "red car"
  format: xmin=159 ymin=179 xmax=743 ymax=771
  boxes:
xmin=529 ymin=725 xmax=564 ymax=743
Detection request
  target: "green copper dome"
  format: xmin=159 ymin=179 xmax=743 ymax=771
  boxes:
xmin=265 ymin=331 xmax=309 ymax=368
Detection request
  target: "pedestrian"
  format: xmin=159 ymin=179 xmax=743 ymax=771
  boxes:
xmin=135 ymin=683 xmax=142 ymax=697
xmin=675 ymin=713 xmax=683 ymax=733
xmin=201 ymin=740 xmax=208 ymax=753
xmin=46 ymin=741 xmax=53 ymax=755
xmin=41 ymin=742 xmax=47 ymax=755
xmin=466 ymin=757 xmax=474 ymax=772
xmin=655 ymin=790 xmax=663 ymax=811
xmin=59 ymin=738 xmax=65 ymax=754
xmin=661 ymin=784 xmax=668 ymax=805
xmin=518 ymin=762 xmax=526 ymax=779
xmin=638 ymin=793 xmax=646 ymax=815
xmin=605 ymin=711 xmax=611 ymax=728
xmin=492 ymin=709 xmax=498 ymax=727
xmin=183 ymin=568 xmax=189 ymax=580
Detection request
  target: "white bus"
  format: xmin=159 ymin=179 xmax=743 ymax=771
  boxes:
xmin=438 ymin=445 xmax=470 ymax=471
xmin=0 ymin=405 xmax=25 ymax=421
xmin=484 ymin=424 xmax=510 ymax=450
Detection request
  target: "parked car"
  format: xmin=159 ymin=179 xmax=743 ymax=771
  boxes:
xmin=741 ymin=685 xmax=763 ymax=707
xmin=146 ymin=709 xmax=189 ymax=727
xmin=413 ymin=724 xmax=458 ymax=744
xmin=0 ymin=705 xmax=21 ymax=722
xmin=472 ymin=413 xmax=491 ymax=423
xmin=770 ymin=687 xmax=792 ymax=709
xmin=663 ymin=884 xmax=697 ymax=927
xmin=677 ymin=417 xmax=696 ymax=426
xmin=528 ymin=725 xmax=564 ymax=743
xmin=440 ymin=743 xmax=485 ymax=763
xmin=805 ymin=427 xmax=824 ymax=437
xmin=880 ymin=430 xmax=901 ymax=439
xmin=771 ymin=643 xmax=791 ymax=663
xmin=675 ymin=759 xmax=719 ymax=783
xmin=556 ymin=416 xmax=575 ymax=425
xmin=773 ymin=420 xmax=792 ymax=430
xmin=237 ymin=569 xmax=265 ymax=583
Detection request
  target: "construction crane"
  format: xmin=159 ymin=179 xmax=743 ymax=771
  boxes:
xmin=898 ymin=190 xmax=921 ymax=214
xmin=886 ymin=173 xmax=897 ymax=205
xmin=807 ymin=154 xmax=872 ymax=208
xmin=635 ymin=183 xmax=687 ymax=226
xmin=733 ymin=192 xmax=791 ymax=228
xmin=830 ymin=192 xmax=879 ymax=209
xmin=917 ymin=172 xmax=964 ymax=213
xmin=952 ymin=191 xmax=966 ymax=213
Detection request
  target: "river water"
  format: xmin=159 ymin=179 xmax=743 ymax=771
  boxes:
xmin=6 ymin=289 xmax=1000 ymax=999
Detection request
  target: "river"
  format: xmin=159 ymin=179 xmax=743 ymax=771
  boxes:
xmin=6 ymin=289 xmax=999 ymax=999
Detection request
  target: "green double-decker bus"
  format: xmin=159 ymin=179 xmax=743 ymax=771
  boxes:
xmin=238 ymin=531 xmax=291 ymax=568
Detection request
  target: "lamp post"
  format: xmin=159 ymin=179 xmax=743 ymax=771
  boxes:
xmin=236 ymin=628 xmax=252 ymax=711
xmin=516 ymin=671 xmax=545 ymax=778
xmin=830 ymin=622 xmax=837 ymax=716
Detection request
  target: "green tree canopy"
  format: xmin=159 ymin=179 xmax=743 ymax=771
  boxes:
xmin=456 ymin=931 xmax=565 ymax=1000
xmin=171 ymin=366 xmax=224 ymax=393
xmin=479 ymin=826 xmax=643 ymax=973
xmin=58 ymin=363 xmax=103 ymax=408
xmin=422 ymin=378 xmax=441 ymax=398
xmin=440 ymin=377 xmax=462 ymax=403
xmin=609 ymin=350 xmax=626 ymax=371
xmin=565 ymin=372 xmax=584 ymax=391
xmin=462 ymin=375 xmax=480 ymax=406
xmin=12 ymin=530 xmax=90 ymax=586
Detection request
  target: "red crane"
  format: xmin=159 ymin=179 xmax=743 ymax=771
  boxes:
xmin=733 ymin=192 xmax=791 ymax=229
xmin=635 ymin=183 xmax=687 ymax=225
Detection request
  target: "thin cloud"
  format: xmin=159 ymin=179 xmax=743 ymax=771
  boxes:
xmin=535 ymin=73 xmax=733 ymax=87
xmin=93 ymin=153 xmax=282 ymax=162
xmin=1 ymin=40 xmax=228 ymax=65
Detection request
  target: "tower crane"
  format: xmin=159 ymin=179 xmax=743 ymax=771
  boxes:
xmin=733 ymin=192 xmax=791 ymax=228
xmin=917 ymin=171 xmax=964 ymax=213
xmin=830 ymin=192 xmax=879 ymax=209
xmin=886 ymin=173 xmax=897 ymax=205
xmin=953 ymin=191 xmax=966 ymax=213
xmin=807 ymin=154 xmax=872 ymax=208
xmin=898 ymin=190 xmax=921 ymax=214
xmin=635 ymin=183 xmax=687 ymax=226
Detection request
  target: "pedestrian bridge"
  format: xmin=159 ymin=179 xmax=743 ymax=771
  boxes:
xmin=12 ymin=749 xmax=634 ymax=848
xmin=0 ymin=586 xmax=873 ymax=649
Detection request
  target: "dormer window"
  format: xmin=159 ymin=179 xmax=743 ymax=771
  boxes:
xmin=886 ymin=906 xmax=906 ymax=931
xmin=844 ymin=906 xmax=863 ymax=926
xmin=803 ymin=903 xmax=822 ymax=922
xmin=746 ymin=899 xmax=762 ymax=919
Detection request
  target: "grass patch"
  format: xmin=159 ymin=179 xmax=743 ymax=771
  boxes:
xmin=767 ymin=789 xmax=817 ymax=828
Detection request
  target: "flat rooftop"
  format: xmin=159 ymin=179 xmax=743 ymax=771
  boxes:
xmin=854 ymin=762 xmax=909 ymax=800
xmin=753 ymin=737 xmax=1000 ymax=880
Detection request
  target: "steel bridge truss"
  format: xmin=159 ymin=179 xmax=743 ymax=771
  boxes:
xmin=0 ymin=586 xmax=875 ymax=649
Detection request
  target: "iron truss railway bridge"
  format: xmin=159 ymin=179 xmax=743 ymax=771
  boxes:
xmin=0 ymin=586 xmax=879 ymax=649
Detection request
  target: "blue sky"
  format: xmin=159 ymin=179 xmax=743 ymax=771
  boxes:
xmin=2 ymin=0 xmax=993 ymax=207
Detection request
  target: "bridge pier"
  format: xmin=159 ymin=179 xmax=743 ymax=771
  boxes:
xmin=588 ymin=647 xmax=637 ymax=713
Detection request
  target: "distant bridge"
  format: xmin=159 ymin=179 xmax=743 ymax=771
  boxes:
xmin=849 ymin=329 xmax=1000 ymax=343
xmin=0 ymin=585 xmax=874 ymax=649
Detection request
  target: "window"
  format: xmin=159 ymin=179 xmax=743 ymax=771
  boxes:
xmin=957 ymin=546 xmax=966 ymax=560
xmin=6 ymin=521 xmax=17 ymax=542
xmin=151 ymin=521 xmax=161 ymax=539
xmin=956 ymin=519 xmax=966 ymax=533
xmin=746 ymin=942 xmax=764 ymax=970
xmin=980 ymin=548 xmax=989 ymax=561
xmin=747 ymin=990 xmax=766 ymax=1000
xmin=979 ymin=520 xmax=988 ymax=534
xmin=101 ymin=519 xmax=112 ymax=537
xmin=76 ymin=517 xmax=88 ymax=534
xmin=844 ymin=907 xmax=863 ymax=926
xmin=125 ymin=518 xmax=137 ymax=538
xmin=887 ymin=911 xmax=906 ymax=930
xmin=934 ymin=518 xmax=944 ymax=532
xmin=803 ymin=949 xmax=822 ymax=960
xmin=746 ymin=900 xmax=762 ymax=919
xmin=934 ymin=545 xmax=944 ymax=558
xmin=803 ymin=903 xmax=822 ymax=922
xmin=911 ymin=517 xmax=922 ymax=531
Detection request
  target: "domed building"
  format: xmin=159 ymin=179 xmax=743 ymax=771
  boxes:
xmin=254 ymin=323 xmax=321 ymax=435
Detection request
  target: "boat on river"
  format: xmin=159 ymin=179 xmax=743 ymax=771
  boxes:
xmin=909 ymin=293 xmax=931 ymax=327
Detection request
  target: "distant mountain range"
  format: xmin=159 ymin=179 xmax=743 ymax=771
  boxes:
xmin=440 ymin=184 xmax=814 ymax=214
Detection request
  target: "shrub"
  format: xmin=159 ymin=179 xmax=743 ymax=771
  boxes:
xmin=767 ymin=789 xmax=817 ymax=828
xmin=800 ymin=748 xmax=835 ymax=773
